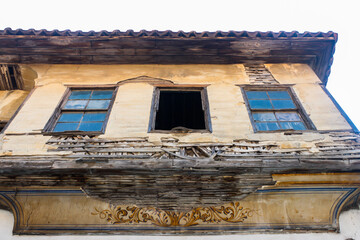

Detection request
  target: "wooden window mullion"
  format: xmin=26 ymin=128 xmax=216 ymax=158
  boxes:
xmin=75 ymin=113 xmax=86 ymax=131
xmin=83 ymin=90 xmax=93 ymax=110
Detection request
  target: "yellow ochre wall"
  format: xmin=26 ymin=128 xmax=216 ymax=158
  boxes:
xmin=0 ymin=90 xmax=28 ymax=122
xmin=0 ymin=63 xmax=352 ymax=154
xmin=0 ymin=65 xmax=37 ymax=123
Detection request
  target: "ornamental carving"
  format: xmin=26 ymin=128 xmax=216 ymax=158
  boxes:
xmin=92 ymin=202 xmax=254 ymax=227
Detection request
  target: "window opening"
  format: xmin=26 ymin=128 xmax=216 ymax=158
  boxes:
xmin=0 ymin=64 xmax=23 ymax=90
xmin=150 ymin=88 xmax=211 ymax=132
xmin=0 ymin=121 xmax=7 ymax=133
xmin=8 ymin=66 xmax=18 ymax=89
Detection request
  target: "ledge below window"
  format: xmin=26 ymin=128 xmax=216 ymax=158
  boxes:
xmin=42 ymin=130 xmax=104 ymax=136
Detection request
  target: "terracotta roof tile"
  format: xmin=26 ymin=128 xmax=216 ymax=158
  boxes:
xmin=0 ymin=28 xmax=338 ymax=40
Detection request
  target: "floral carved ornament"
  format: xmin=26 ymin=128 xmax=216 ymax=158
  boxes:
xmin=92 ymin=202 xmax=255 ymax=227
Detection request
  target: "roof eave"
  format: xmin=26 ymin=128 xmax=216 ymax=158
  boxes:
xmin=0 ymin=29 xmax=337 ymax=85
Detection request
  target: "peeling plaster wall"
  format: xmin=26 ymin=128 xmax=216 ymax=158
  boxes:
xmin=266 ymin=64 xmax=350 ymax=130
xmin=0 ymin=208 xmax=359 ymax=240
xmin=0 ymin=63 xmax=352 ymax=155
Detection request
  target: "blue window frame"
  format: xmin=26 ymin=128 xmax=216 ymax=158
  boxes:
xmin=243 ymin=88 xmax=314 ymax=132
xmin=48 ymin=88 xmax=116 ymax=134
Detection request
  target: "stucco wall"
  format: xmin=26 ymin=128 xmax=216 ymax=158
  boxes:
xmin=0 ymin=90 xmax=28 ymax=122
xmin=267 ymin=64 xmax=350 ymax=130
xmin=0 ymin=63 xmax=352 ymax=154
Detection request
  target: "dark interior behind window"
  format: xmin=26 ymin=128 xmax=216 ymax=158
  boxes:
xmin=155 ymin=91 xmax=205 ymax=130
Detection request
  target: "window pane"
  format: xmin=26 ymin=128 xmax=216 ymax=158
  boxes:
xmin=68 ymin=91 xmax=92 ymax=99
xmin=86 ymin=100 xmax=110 ymax=109
xmin=78 ymin=122 xmax=103 ymax=131
xmin=63 ymin=100 xmax=88 ymax=109
xmin=268 ymin=91 xmax=291 ymax=99
xmin=246 ymin=91 xmax=268 ymax=99
xmin=82 ymin=112 xmax=107 ymax=122
xmin=280 ymin=121 xmax=306 ymax=130
xmin=249 ymin=100 xmax=272 ymax=109
xmin=53 ymin=123 xmax=79 ymax=132
xmin=276 ymin=112 xmax=301 ymax=121
xmin=58 ymin=113 xmax=83 ymax=122
xmin=91 ymin=90 xmax=113 ymax=99
xmin=271 ymin=100 xmax=296 ymax=109
xmin=255 ymin=122 xmax=280 ymax=131
xmin=253 ymin=112 xmax=276 ymax=121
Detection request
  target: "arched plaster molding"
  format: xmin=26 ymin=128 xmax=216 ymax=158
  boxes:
xmin=117 ymin=76 xmax=174 ymax=86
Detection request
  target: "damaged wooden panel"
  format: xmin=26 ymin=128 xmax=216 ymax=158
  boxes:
xmin=0 ymin=174 xmax=359 ymax=234
xmin=43 ymin=131 xmax=360 ymax=162
xmin=0 ymin=131 xmax=360 ymax=212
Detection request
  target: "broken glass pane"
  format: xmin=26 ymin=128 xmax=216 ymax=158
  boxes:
xmin=253 ymin=112 xmax=276 ymax=121
xmin=255 ymin=122 xmax=280 ymax=131
xmin=276 ymin=112 xmax=301 ymax=121
xmin=86 ymin=100 xmax=110 ymax=109
xmin=280 ymin=121 xmax=306 ymax=130
xmin=63 ymin=100 xmax=88 ymax=109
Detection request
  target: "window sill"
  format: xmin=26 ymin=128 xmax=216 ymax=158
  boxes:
xmin=254 ymin=129 xmax=317 ymax=135
xmin=42 ymin=131 xmax=104 ymax=136
xmin=149 ymin=129 xmax=211 ymax=134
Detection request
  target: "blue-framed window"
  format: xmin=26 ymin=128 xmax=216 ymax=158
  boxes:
xmin=243 ymin=88 xmax=313 ymax=132
xmin=48 ymin=88 xmax=116 ymax=134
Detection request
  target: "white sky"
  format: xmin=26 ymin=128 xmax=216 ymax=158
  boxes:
xmin=1 ymin=0 xmax=359 ymax=130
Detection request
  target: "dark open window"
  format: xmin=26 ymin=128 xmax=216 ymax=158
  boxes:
xmin=43 ymin=87 xmax=117 ymax=135
xmin=0 ymin=64 xmax=24 ymax=90
xmin=0 ymin=121 xmax=7 ymax=133
xmin=149 ymin=87 xmax=211 ymax=132
xmin=241 ymin=86 xmax=315 ymax=132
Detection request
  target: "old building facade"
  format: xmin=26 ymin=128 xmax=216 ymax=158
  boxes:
xmin=0 ymin=29 xmax=359 ymax=239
